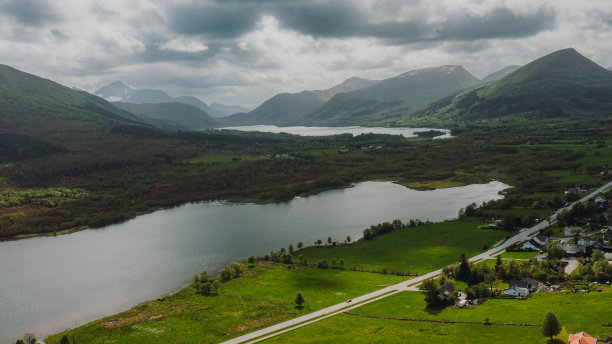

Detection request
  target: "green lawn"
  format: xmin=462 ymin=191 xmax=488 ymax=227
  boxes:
xmin=183 ymin=154 xmax=260 ymax=164
xmin=298 ymin=220 xmax=511 ymax=274
xmin=45 ymin=264 xmax=405 ymax=344
xmin=498 ymin=251 xmax=538 ymax=259
xmin=266 ymin=287 xmax=612 ymax=343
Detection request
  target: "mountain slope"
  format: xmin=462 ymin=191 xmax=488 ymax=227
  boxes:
xmin=482 ymin=65 xmax=521 ymax=83
xmin=313 ymin=77 xmax=379 ymax=101
xmin=302 ymin=65 xmax=481 ymax=126
xmin=223 ymin=91 xmax=325 ymax=126
xmin=0 ymin=65 xmax=141 ymax=137
xmin=113 ymin=102 xmax=221 ymax=129
xmin=428 ymin=48 xmax=612 ymax=120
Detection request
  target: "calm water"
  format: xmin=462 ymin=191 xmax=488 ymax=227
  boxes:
xmin=0 ymin=181 xmax=507 ymax=343
xmin=217 ymin=125 xmax=451 ymax=138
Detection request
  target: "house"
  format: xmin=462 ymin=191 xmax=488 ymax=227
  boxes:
xmin=509 ymin=278 xmax=539 ymax=292
xmin=436 ymin=283 xmax=454 ymax=302
xmin=577 ymin=236 xmax=592 ymax=246
xmin=504 ymin=286 xmax=529 ymax=297
xmin=565 ymin=226 xmax=585 ymax=237
xmin=569 ymin=331 xmax=598 ymax=344
xmin=533 ymin=235 xmax=549 ymax=247
xmin=523 ymin=239 xmax=544 ymax=251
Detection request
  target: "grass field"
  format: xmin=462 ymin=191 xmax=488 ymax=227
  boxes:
xmin=498 ymin=251 xmax=539 ymax=259
xmin=183 ymin=154 xmax=261 ymax=164
xmin=44 ymin=263 xmax=405 ymax=344
xmin=265 ymin=287 xmax=612 ymax=343
xmin=297 ymin=220 xmax=511 ymax=274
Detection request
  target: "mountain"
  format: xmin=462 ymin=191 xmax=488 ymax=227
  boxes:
xmin=223 ymin=77 xmax=378 ymax=126
xmin=426 ymin=48 xmax=612 ymax=120
xmin=482 ymin=65 xmax=521 ymax=82
xmin=302 ymin=65 xmax=482 ymax=126
xmin=209 ymin=102 xmax=250 ymax=117
xmin=114 ymin=102 xmax=220 ymax=130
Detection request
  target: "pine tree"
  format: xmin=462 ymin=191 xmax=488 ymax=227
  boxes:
xmin=295 ymin=292 xmax=305 ymax=308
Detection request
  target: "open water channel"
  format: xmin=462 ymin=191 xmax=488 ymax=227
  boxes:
xmin=0 ymin=180 xmax=508 ymax=343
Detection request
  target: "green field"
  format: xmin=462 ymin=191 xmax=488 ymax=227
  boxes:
xmin=498 ymin=251 xmax=539 ymax=259
xmin=297 ymin=220 xmax=510 ymax=274
xmin=265 ymin=288 xmax=612 ymax=343
xmin=183 ymin=154 xmax=261 ymax=164
xmin=44 ymin=263 xmax=405 ymax=344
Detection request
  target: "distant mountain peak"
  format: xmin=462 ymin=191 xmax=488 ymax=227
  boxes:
xmin=94 ymin=81 xmax=135 ymax=101
xmin=396 ymin=65 xmax=467 ymax=78
xmin=482 ymin=65 xmax=521 ymax=83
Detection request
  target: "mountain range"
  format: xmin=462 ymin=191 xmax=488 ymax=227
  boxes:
xmin=1 ymin=47 xmax=610 ymax=139
xmin=94 ymin=81 xmax=248 ymax=118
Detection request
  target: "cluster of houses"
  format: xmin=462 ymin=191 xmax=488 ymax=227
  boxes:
xmin=521 ymin=227 xmax=612 ymax=257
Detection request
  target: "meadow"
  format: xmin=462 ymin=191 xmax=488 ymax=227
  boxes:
xmin=44 ymin=264 xmax=405 ymax=344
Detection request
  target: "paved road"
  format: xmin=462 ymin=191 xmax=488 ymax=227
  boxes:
xmin=222 ymin=180 xmax=612 ymax=343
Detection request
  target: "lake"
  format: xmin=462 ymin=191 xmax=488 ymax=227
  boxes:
xmin=217 ymin=125 xmax=451 ymax=138
xmin=0 ymin=181 xmax=507 ymax=343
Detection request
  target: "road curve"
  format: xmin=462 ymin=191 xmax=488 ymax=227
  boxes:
xmin=222 ymin=180 xmax=612 ymax=344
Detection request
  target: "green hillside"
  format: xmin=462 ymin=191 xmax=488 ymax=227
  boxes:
xmin=302 ymin=65 xmax=481 ymax=126
xmin=427 ymin=48 xmax=612 ymax=121
xmin=0 ymin=64 xmax=140 ymax=136
xmin=114 ymin=102 xmax=221 ymax=130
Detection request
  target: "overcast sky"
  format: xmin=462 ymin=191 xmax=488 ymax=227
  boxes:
xmin=1 ymin=0 xmax=611 ymax=108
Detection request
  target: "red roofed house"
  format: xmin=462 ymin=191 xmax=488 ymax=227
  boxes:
xmin=569 ymin=332 xmax=598 ymax=344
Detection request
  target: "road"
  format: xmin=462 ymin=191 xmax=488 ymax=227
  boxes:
xmin=222 ymin=180 xmax=612 ymax=344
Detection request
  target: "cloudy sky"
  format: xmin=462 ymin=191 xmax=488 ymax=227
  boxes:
xmin=1 ymin=0 xmax=611 ymax=108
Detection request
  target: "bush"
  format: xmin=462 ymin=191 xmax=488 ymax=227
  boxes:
xmin=317 ymin=260 xmax=329 ymax=269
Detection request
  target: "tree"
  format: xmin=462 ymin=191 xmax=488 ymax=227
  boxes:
xmin=346 ymin=235 xmax=351 ymax=243
xmin=247 ymin=255 xmax=255 ymax=266
xmin=327 ymin=237 xmax=332 ymax=245
xmin=288 ymin=244 xmax=294 ymax=253
xmin=212 ymin=279 xmax=220 ymax=294
xmin=59 ymin=335 xmax=71 ymax=344
xmin=547 ymin=241 xmax=565 ymax=259
xmin=295 ymin=292 xmax=305 ymax=308
xmin=458 ymin=253 xmax=470 ymax=281
xmin=297 ymin=241 xmax=303 ymax=249
xmin=542 ymin=312 xmax=561 ymax=341
xmin=418 ymin=278 xmax=438 ymax=308
xmin=495 ymin=256 xmax=503 ymax=272
xmin=484 ymin=271 xmax=497 ymax=291
xmin=339 ymin=258 xmax=345 ymax=269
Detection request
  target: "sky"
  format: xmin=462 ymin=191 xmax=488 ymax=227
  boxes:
xmin=1 ymin=0 xmax=611 ymax=109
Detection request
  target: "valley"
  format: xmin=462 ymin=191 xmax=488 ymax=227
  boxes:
xmin=1 ymin=46 xmax=612 ymax=344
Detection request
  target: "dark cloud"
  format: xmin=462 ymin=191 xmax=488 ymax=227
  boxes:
xmin=275 ymin=4 xmax=555 ymax=44
xmin=271 ymin=2 xmax=365 ymax=38
xmin=436 ymin=7 xmax=556 ymax=41
xmin=168 ymin=3 xmax=259 ymax=38
xmin=0 ymin=0 xmax=58 ymax=26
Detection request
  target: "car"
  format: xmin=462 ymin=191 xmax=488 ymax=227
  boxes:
xmin=346 ymin=299 xmax=352 ymax=303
